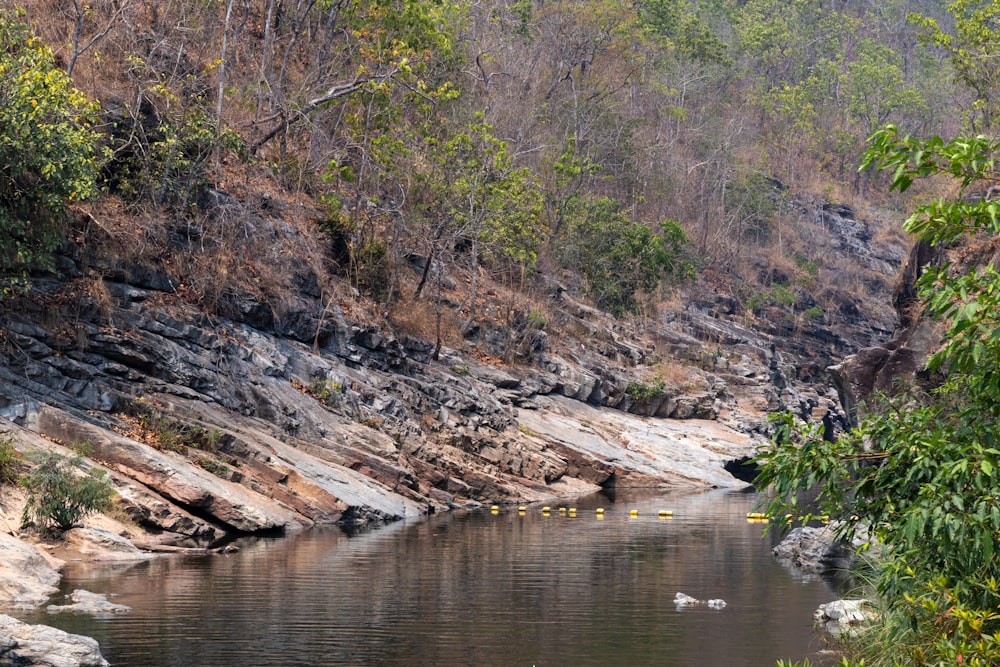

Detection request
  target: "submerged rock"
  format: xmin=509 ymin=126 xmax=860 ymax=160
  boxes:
xmin=0 ymin=614 xmax=109 ymax=666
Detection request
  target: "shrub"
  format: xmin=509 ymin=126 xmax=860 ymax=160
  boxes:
xmin=21 ymin=451 xmax=115 ymax=532
xmin=197 ymin=456 xmax=230 ymax=479
xmin=0 ymin=10 xmax=104 ymax=293
xmin=0 ymin=434 xmax=21 ymax=485
xmin=626 ymin=378 xmax=667 ymax=400
xmin=556 ymin=197 xmax=691 ymax=317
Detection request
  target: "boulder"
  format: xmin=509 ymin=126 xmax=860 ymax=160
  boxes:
xmin=0 ymin=614 xmax=109 ymax=667
xmin=0 ymin=533 xmax=61 ymax=610
xmin=814 ymin=599 xmax=874 ymax=634
xmin=772 ymin=525 xmax=858 ymax=573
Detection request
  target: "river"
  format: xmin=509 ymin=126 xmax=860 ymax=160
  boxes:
xmin=21 ymin=489 xmax=841 ymax=666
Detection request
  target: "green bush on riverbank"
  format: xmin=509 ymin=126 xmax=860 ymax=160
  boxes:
xmin=758 ymin=127 xmax=1000 ymax=667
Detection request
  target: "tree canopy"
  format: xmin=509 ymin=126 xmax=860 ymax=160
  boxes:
xmin=0 ymin=10 xmax=102 ymax=293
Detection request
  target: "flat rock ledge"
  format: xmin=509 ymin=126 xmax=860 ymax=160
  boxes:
xmin=0 ymin=614 xmax=109 ymax=667
xmin=47 ymin=590 xmax=131 ymax=616
xmin=61 ymin=528 xmax=153 ymax=562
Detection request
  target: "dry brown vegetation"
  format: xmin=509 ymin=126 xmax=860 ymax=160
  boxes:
xmin=5 ymin=0 xmax=963 ymax=360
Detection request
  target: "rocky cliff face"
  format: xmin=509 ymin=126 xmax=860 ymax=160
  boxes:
xmin=0 ymin=278 xmax=753 ymax=541
xmin=0 ymin=192 xmax=903 ymax=547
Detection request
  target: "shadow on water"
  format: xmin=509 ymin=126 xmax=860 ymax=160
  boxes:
xmin=17 ymin=489 xmax=846 ymax=667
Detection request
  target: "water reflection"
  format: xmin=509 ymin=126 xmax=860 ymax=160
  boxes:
xmin=20 ymin=489 xmax=841 ymax=666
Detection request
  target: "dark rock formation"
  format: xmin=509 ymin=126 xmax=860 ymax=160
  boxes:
xmin=827 ymin=238 xmax=947 ymax=423
xmin=772 ymin=525 xmax=859 ymax=574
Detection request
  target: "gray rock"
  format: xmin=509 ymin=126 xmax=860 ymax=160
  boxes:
xmin=0 ymin=615 xmax=109 ymax=666
xmin=0 ymin=533 xmax=60 ymax=610
xmin=61 ymin=529 xmax=151 ymax=562
xmin=814 ymin=599 xmax=874 ymax=634
xmin=47 ymin=590 xmax=131 ymax=616
xmin=772 ymin=525 xmax=857 ymax=573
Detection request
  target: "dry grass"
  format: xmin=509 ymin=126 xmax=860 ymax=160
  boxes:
xmin=651 ymin=360 xmax=700 ymax=389
xmin=388 ymin=291 xmax=465 ymax=350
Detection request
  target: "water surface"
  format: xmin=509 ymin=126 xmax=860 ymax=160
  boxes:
xmin=22 ymin=489 xmax=840 ymax=666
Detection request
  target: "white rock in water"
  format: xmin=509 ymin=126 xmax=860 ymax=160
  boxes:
xmin=674 ymin=592 xmax=699 ymax=606
xmin=814 ymin=599 xmax=873 ymax=634
xmin=47 ymin=589 xmax=131 ymax=616
xmin=674 ymin=592 xmax=726 ymax=609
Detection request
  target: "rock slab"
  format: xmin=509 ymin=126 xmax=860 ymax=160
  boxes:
xmin=0 ymin=614 xmax=109 ymax=667
xmin=0 ymin=533 xmax=61 ymax=610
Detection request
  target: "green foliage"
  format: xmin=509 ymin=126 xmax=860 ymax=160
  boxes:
xmin=910 ymin=0 xmax=1000 ymax=132
xmin=21 ymin=451 xmax=114 ymax=532
xmin=775 ymin=660 xmax=861 ymax=667
xmin=801 ymin=305 xmax=823 ymax=320
xmin=425 ymin=117 xmax=545 ymax=273
xmin=0 ymin=434 xmax=21 ymax=486
xmin=320 ymin=206 xmax=391 ymax=299
xmin=111 ymin=100 xmax=242 ymax=208
xmin=526 ymin=309 xmax=547 ymax=330
xmin=0 ymin=10 xmax=103 ymax=292
xmin=122 ymin=398 xmax=223 ymax=453
xmin=723 ymin=172 xmax=778 ymax=242
xmin=308 ymin=378 xmax=344 ymax=408
xmin=197 ymin=456 xmax=229 ymax=479
xmin=758 ymin=126 xmax=1000 ymax=665
xmin=556 ymin=197 xmax=691 ymax=317
xmin=640 ymin=0 xmax=732 ymax=65
xmin=845 ymin=40 xmax=923 ymax=134
xmin=626 ymin=377 xmax=667 ymax=400
xmin=745 ymin=283 xmax=797 ymax=314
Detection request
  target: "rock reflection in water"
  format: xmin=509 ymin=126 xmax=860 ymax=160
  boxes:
xmin=22 ymin=490 xmax=840 ymax=667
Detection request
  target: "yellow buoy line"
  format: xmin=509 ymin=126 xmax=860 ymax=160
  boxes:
xmin=488 ymin=505 xmax=677 ymax=518
xmin=488 ymin=506 xmax=791 ymax=522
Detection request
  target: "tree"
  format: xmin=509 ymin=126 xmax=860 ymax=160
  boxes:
xmin=556 ymin=197 xmax=690 ymax=317
xmin=911 ymin=0 xmax=1000 ymax=133
xmin=0 ymin=10 xmax=103 ymax=293
xmin=845 ymin=40 xmax=924 ymax=135
xmin=21 ymin=451 xmax=115 ymax=533
xmin=756 ymin=126 xmax=1000 ymax=665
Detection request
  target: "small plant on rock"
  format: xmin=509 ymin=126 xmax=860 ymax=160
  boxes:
xmin=21 ymin=451 xmax=115 ymax=532
xmin=307 ymin=378 xmax=344 ymax=407
xmin=197 ymin=456 xmax=230 ymax=479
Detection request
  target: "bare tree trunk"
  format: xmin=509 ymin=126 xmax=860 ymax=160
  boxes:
xmin=68 ymin=0 xmax=128 ymax=77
